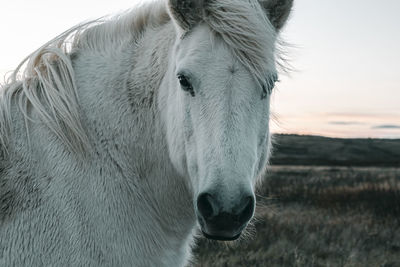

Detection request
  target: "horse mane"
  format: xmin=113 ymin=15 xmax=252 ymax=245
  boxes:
xmin=0 ymin=0 xmax=282 ymax=156
xmin=0 ymin=1 xmax=169 ymax=156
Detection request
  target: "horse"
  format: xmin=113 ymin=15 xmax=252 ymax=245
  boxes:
xmin=0 ymin=0 xmax=293 ymax=265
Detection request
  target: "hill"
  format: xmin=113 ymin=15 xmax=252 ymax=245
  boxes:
xmin=270 ymin=134 xmax=400 ymax=167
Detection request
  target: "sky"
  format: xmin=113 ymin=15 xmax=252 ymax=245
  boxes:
xmin=1 ymin=0 xmax=399 ymax=139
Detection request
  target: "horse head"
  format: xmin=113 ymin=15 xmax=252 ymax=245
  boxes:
xmin=161 ymin=0 xmax=293 ymax=241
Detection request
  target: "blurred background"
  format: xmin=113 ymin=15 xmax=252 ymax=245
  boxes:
xmin=272 ymin=0 xmax=400 ymax=139
xmin=1 ymin=0 xmax=399 ymax=266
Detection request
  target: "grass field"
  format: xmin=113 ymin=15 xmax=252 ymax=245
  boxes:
xmin=193 ymin=166 xmax=400 ymax=266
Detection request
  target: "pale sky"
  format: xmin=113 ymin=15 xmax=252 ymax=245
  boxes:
xmin=1 ymin=0 xmax=399 ymax=138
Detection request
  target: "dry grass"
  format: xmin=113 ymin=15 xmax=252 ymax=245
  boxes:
xmin=192 ymin=166 xmax=400 ymax=266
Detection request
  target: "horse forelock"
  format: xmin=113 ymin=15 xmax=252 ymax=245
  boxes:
xmin=204 ymin=0 xmax=280 ymax=88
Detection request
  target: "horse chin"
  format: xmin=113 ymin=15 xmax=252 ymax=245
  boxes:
xmin=197 ymin=212 xmax=248 ymax=241
xmin=201 ymin=230 xmax=242 ymax=241
xmin=202 ymin=231 xmax=241 ymax=241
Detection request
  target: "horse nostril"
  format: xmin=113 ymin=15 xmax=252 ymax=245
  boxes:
xmin=237 ymin=196 xmax=255 ymax=224
xmin=197 ymin=193 xmax=218 ymax=220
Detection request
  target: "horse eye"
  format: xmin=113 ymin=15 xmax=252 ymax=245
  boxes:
xmin=178 ymin=75 xmax=190 ymax=87
xmin=177 ymin=75 xmax=195 ymax=97
xmin=261 ymin=74 xmax=279 ymax=99
xmin=261 ymin=83 xmax=274 ymax=99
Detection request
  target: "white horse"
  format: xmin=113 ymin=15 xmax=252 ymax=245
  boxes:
xmin=0 ymin=0 xmax=292 ymax=266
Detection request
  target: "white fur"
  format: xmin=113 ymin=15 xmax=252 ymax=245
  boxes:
xmin=0 ymin=0 xmax=291 ymax=266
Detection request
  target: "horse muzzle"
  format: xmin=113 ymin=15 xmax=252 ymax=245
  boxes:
xmin=196 ymin=192 xmax=255 ymax=241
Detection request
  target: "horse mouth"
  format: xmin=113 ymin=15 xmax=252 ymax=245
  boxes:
xmin=201 ymin=230 xmax=242 ymax=241
xmin=197 ymin=214 xmax=246 ymax=241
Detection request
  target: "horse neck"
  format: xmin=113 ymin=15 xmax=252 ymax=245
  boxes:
xmin=71 ymin=20 xmax=196 ymax=238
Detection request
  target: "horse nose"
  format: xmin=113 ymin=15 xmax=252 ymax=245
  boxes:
xmin=197 ymin=193 xmax=255 ymax=222
xmin=235 ymin=195 xmax=255 ymax=223
xmin=196 ymin=192 xmax=255 ymax=240
xmin=197 ymin=193 xmax=219 ymax=219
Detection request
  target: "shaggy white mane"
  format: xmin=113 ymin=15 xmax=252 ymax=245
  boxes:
xmin=0 ymin=2 xmax=169 ymax=155
xmin=0 ymin=0 xmax=280 ymax=155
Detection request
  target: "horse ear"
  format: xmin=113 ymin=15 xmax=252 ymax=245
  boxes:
xmin=259 ymin=0 xmax=293 ymax=31
xmin=168 ymin=0 xmax=206 ymax=32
